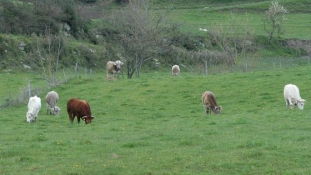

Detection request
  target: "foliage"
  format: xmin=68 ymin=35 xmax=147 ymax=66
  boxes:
xmin=78 ymin=0 xmax=98 ymax=3
xmin=1 ymin=65 xmax=311 ymax=174
xmin=107 ymin=0 xmax=173 ymax=79
xmin=0 ymin=0 xmax=87 ymax=38
xmin=23 ymin=33 xmax=65 ymax=87
xmin=0 ymin=0 xmax=310 ymax=72
xmin=115 ymin=0 xmax=129 ymax=4
xmin=0 ymin=0 xmax=35 ymax=34
xmin=263 ymin=1 xmax=288 ymax=42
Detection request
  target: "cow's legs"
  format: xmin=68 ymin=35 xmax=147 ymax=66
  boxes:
xmin=287 ymin=98 xmax=294 ymax=109
xmin=68 ymin=112 xmax=74 ymax=123
xmin=203 ymin=105 xmax=211 ymax=115
xmin=285 ymin=98 xmax=290 ymax=108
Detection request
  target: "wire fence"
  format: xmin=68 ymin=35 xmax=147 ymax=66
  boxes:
xmin=191 ymin=56 xmax=311 ymax=75
xmin=1 ymin=56 xmax=310 ymax=110
xmin=0 ymin=65 xmax=97 ymax=110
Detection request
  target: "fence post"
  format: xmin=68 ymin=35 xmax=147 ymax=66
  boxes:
xmin=28 ymin=81 xmax=31 ymax=98
xmin=75 ymin=63 xmax=78 ymax=75
xmin=279 ymin=58 xmax=282 ymax=69
xmin=90 ymin=68 xmax=93 ymax=79
xmin=205 ymin=60 xmax=208 ymax=75
xmin=63 ymin=70 xmax=67 ymax=83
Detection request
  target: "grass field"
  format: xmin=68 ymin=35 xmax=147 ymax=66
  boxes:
xmin=1 ymin=65 xmax=311 ymax=174
xmin=160 ymin=0 xmax=311 ymax=40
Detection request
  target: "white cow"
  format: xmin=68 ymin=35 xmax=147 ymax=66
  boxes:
xmin=284 ymin=84 xmax=306 ymax=109
xmin=26 ymin=95 xmax=41 ymax=123
xmin=172 ymin=65 xmax=180 ymax=76
xmin=106 ymin=60 xmax=123 ymax=80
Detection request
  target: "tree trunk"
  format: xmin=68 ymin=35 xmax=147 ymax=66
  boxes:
xmin=126 ymin=60 xmax=135 ymax=79
xmin=268 ymin=31 xmax=274 ymax=42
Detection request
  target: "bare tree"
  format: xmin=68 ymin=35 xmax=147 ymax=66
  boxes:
xmin=263 ymin=1 xmax=288 ymax=42
xmin=207 ymin=12 xmax=255 ymax=71
xmin=108 ymin=0 xmax=169 ymax=79
xmin=25 ymin=29 xmax=65 ymax=87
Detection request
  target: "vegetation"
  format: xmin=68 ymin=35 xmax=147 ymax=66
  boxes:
xmin=0 ymin=0 xmax=310 ymax=75
xmin=107 ymin=0 xmax=173 ymax=79
xmin=1 ymin=65 xmax=311 ymax=174
xmin=263 ymin=1 xmax=288 ymax=42
xmin=1 ymin=1 xmax=311 ymax=174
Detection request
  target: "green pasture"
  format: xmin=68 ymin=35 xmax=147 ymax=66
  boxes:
xmin=1 ymin=65 xmax=311 ymax=174
xmin=161 ymin=0 xmax=311 ymax=40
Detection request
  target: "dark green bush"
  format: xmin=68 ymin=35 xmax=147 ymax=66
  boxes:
xmin=116 ymin=0 xmax=129 ymax=4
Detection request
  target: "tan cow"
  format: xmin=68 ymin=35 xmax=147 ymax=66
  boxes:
xmin=45 ymin=91 xmax=60 ymax=116
xmin=106 ymin=60 xmax=123 ymax=80
xmin=202 ymin=91 xmax=222 ymax=115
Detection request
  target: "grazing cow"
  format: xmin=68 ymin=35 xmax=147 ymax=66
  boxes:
xmin=45 ymin=91 xmax=60 ymax=116
xmin=26 ymin=95 xmax=41 ymax=123
xmin=67 ymin=98 xmax=94 ymax=124
xmin=172 ymin=65 xmax=180 ymax=76
xmin=284 ymin=84 xmax=306 ymax=109
xmin=106 ymin=60 xmax=123 ymax=80
xmin=202 ymin=91 xmax=222 ymax=115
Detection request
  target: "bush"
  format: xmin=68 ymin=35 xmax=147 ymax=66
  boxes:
xmin=116 ymin=0 xmax=129 ymax=4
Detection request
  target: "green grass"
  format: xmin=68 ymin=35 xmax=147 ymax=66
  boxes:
xmin=156 ymin=0 xmax=311 ymax=40
xmin=0 ymin=71 xmax=45 ymax=106
xmin=1 ymin=65 xmax=311 ymax=174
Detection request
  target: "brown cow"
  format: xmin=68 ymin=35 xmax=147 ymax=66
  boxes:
xmin=67 ymin=98 xmax=94 ymax=124
xmin=202 ymin=91 xmax=222 ymax=115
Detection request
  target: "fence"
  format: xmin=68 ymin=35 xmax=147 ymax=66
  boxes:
xmin=190 ymin=56 xmax=311 ymax=75
xmin=1 ymin=56 xmax=310 ymax=109
xmin=0 ymin=65 xmax=96 ymax=110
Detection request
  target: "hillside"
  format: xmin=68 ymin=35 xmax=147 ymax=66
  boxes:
xmin=0 ymin=0 xmax=310 ymax=72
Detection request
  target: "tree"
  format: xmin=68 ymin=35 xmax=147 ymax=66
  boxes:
xmin=25 ymin=30 xmax=65 ymax=87
xmin=263 ymin=1 xmax=288 ymax=42
xmin=108 ymin=0 xmax=170 ymax=79
xmin=207 ymin=12 xmax=255 ymax=71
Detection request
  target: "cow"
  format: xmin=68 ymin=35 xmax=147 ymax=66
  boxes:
xmin=45 ymin=91 xmax=60 ymax=116
xmin=106 ymin=60 xmax=123 ymax=80
xmin=26 ymin=95 xmax=41 ymax=123
xmin=172 ymin=65 xmax=180 ymax=76
xmin=284 ymin=84 xmax=306 ymax=109
xmin=202 ymin=91 xmax=222 ymax=115
xmin=67 ymin=98 xmax=94 ymax=124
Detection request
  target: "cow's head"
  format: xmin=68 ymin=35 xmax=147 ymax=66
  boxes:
xmin=26 ymin=112 xmax=36 ymax=123
xmin=114 ymin=60 xmax=123 ymax=71
xmin=82 ymin=116 xmax=94 ymax=124
xmin=51 ymin=106 xmax=61 ymax=116
xmin=213 ymin=106 xmax=222 ymax=114
xmin=297 ymin=99 xmax=306 ymax=109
